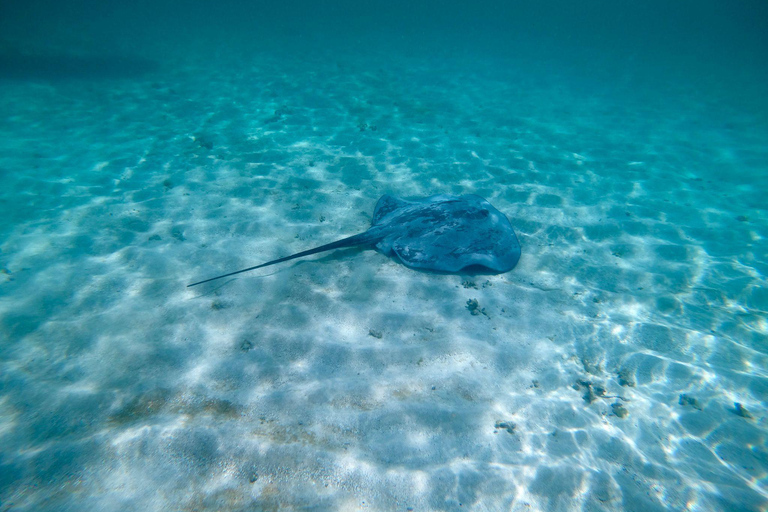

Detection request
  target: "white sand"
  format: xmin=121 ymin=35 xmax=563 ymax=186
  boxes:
xmin=0 ymin=45 xmax=766 ymax=511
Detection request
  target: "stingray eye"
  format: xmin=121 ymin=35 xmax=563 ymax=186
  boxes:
xmin=480 ymin=209 xmax=489 ymax=217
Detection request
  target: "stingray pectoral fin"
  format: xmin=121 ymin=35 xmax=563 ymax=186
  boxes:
xmin=187 ymin=230 xmax=380 ymax=287
xmin=371 ymin=194 xmax=410 ymax=225
xmin=389 ymin=226 xmax=521 ymax=273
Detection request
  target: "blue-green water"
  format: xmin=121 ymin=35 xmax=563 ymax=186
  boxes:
xmin=1 ymin=1 xmax=766 ymax=511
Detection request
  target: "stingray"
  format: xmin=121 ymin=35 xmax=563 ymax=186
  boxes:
xmin=187 ymin=194 xmax=521 ymax=287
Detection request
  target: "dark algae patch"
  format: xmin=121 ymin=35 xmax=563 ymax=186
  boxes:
xmin=679 ymin=394 xmax=702 ymax=411
xmin=108 ymin=389 xmax=242 ymax=426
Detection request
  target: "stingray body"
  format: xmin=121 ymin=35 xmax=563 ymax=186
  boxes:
xmin=187 ymin=194 xmax=520 ymax=287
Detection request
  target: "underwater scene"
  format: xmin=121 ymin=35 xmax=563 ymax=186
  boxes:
xmin=0 ymin=0 xmax=766 ymax=510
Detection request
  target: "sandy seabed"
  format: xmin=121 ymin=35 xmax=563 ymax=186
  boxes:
xmin=0 ymin=45 xmax=766 ymax=511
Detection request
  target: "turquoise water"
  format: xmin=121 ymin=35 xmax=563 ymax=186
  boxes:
xmin=1 ymin=1 xmax=767 ymax=511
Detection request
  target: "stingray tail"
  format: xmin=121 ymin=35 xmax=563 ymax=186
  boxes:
xmin=187 ymin=230 xmax=380 ymax=287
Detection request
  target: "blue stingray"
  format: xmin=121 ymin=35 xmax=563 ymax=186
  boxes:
xmin=187 ymin=194 xmax=521 ymax=287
